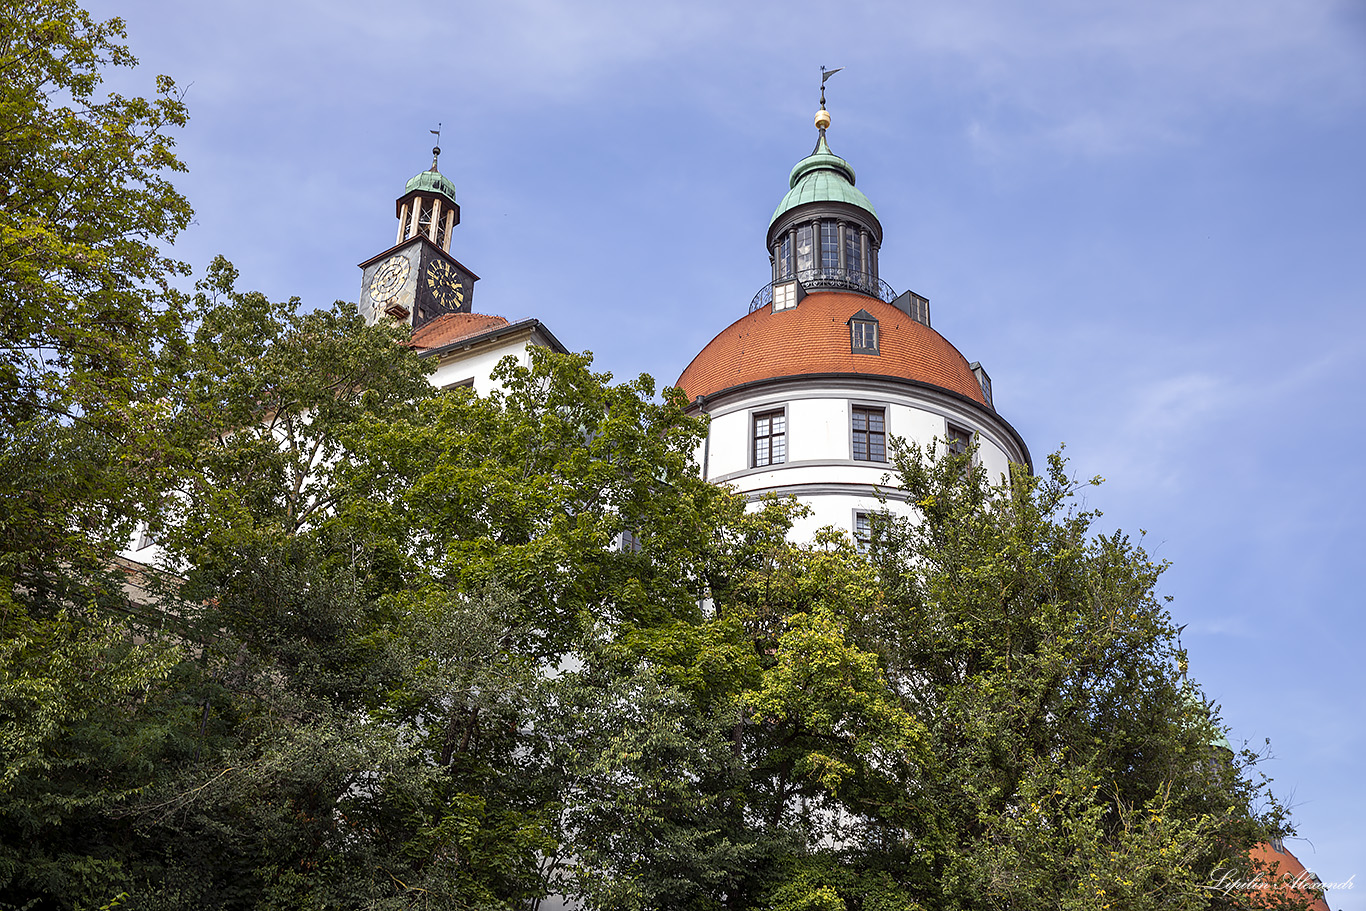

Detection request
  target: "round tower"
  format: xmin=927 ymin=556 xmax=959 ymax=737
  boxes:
xmin=676 ymin=93 xmax=1030 ymax=545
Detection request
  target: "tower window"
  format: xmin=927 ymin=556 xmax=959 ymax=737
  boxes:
xmin=844 ymin=227 xmax=862 ymax=274
xmin=777 ymin=235 xmax=793 ymax=279
xmin=851 ymin=406 xmax=886 ymax=462
xmin=820 ymin=220 xmax=839 ymax=270
xmin=401 ymin=205 xmax=413 ymax=240
xmin=753 ymin=408 xmax=787 ymax=467
xmin=618 ymin=530 xmax=642 ymax=553
xmin=796 ymin=224 xmax=814 ymax=273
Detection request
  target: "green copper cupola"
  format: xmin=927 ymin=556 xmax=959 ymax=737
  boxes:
xmin=394 ymin=143 xmax=461 ymax=253
xmin=766 ymin=100 xmax=883 ymax=295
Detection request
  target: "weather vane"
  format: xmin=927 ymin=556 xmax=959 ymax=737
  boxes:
xmin=430 ymin=123 xmax=442 ymax=170
xmin=819 ymin=65 xmax=843 ymax=109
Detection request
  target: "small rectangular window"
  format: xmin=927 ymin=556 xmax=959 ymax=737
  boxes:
xmin=753 ymin=408 xmax=787 ymax=467
xmin=852 ymin=406 xmax=886 ymax=462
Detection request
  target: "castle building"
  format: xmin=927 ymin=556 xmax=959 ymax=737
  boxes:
xmin=673 ymin=101 xmax=1030 ymax=544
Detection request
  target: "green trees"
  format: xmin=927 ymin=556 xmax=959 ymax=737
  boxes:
xmin=551 ymin=445 xmax=1295 ymax=911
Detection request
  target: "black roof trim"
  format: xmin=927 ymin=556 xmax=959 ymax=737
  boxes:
xmin=416 ymin=318 xmax=569 ymax=361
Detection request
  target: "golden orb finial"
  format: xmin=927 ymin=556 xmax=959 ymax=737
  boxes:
xmin=815 ymin=108 xmax=831 ymax=130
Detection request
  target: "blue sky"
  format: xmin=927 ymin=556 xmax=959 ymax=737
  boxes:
xmin=92 ymin=0 xmax=1366 ymax=900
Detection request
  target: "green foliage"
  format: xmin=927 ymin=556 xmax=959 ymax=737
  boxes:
xmin=0 ymin=0 xmax=192 ymax=586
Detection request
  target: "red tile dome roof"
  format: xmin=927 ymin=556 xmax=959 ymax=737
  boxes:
xmin=675 ymin=291 xmax=987 ymax=405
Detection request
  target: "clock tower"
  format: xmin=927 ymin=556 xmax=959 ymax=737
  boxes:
xmin=358 ymin=142 xmax=479 ymax=330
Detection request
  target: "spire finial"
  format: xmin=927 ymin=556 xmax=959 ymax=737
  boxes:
xmin=816 ymin=66 xmax=841 ymax=135
xmin=429 ymin=123 xmax=442 ymax=171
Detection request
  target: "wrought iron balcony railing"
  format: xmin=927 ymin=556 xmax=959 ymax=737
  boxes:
xmin=749 ymin=268 xmax=897 ymax=313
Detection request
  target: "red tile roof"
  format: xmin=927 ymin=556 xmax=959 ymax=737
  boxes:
xmin=409 ymin=313 xmax=510 ymax=350
xmin=676 ymin=291 xmax=986 ymax=404
xmin=1247 ymin=843 xmax=1332 ymax=911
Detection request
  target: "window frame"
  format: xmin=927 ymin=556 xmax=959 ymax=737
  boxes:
xmin=851 ymin=404 xmax=887 ymax=462
xmin=752 ymin=406 xmax=788 ymax=468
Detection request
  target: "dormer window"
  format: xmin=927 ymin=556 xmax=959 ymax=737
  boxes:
xmin=848 ymin=309 xmax=879 ymax=354
xmin=773 ymin=281 xmax=799 ymax=311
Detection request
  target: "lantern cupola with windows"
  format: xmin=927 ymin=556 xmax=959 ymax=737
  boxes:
xmin=767 ymin=107 xmax=886 ymax=305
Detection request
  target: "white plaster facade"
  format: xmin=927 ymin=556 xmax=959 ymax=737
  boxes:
xmin=692 ymin=374 xmax=1029 ymax=544
xmin=421 ymin=319 xmax=568 ymax=396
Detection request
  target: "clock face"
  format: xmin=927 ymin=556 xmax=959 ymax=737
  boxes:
xmin=425 ymin=258 xmax=465 ymax=310
xmin=369 ymin=254 xmax=411 ymax=308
